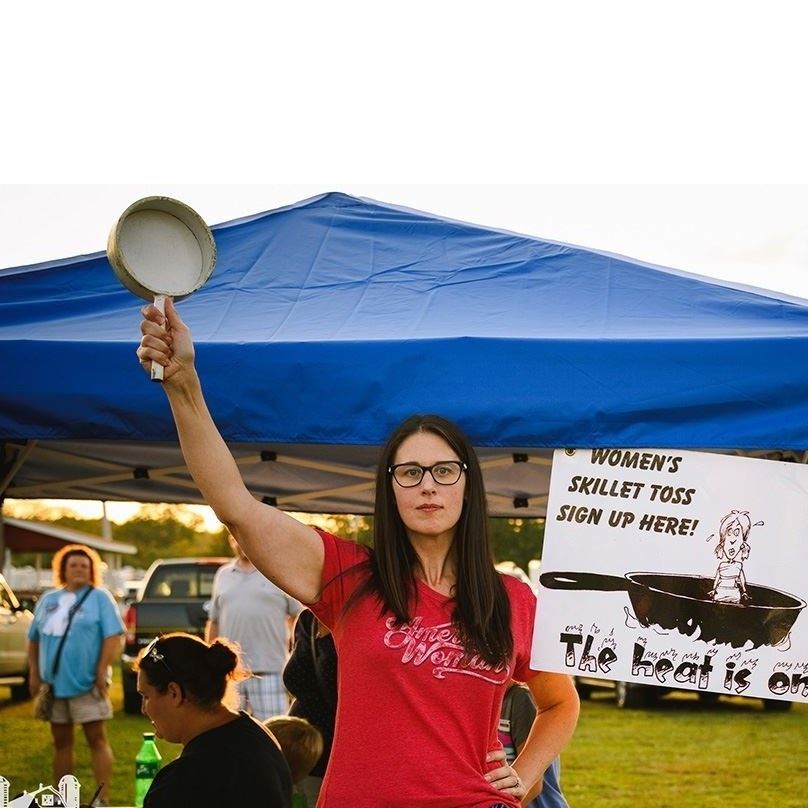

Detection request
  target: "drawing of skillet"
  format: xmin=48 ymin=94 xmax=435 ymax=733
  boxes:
xmin=539 ymin=570 xmax=805 ymax=649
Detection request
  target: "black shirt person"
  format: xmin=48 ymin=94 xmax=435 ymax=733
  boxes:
xmin=135 ymin=632 xmax=292 ymax=807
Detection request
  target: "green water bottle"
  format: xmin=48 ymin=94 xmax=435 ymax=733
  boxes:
xmin=134 ymin=731 xmax=162 ymax=807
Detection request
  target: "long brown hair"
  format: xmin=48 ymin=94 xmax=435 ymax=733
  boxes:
xmin=360 ymin=414 xmax=513 ymax=666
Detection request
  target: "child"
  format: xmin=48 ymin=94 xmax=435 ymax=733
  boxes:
xmin=265 ymin=715 xmax=324 ymax=808
xmin=500 ymin=682 xmax=570 ymax=808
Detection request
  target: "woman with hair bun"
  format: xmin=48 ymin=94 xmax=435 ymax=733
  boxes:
xmin=134 ymin=632 xmax=292 ymax=807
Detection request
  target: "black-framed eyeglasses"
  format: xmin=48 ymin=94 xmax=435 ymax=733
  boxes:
xmin=388 ymin=460 xmax=468 ymax=488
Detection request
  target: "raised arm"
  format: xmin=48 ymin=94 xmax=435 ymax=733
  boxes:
xmin=137 ymin=298 xmax=324 ymax=604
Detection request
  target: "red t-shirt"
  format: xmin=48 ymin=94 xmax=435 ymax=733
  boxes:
xmin=310 ymin=529 xmax=541 ymax=808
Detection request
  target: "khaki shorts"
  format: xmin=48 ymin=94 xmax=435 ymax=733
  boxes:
xmin=51 ymin=689 xmax=113 ymax=724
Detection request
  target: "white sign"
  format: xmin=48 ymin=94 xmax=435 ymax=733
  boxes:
xmin=531 ymin=448 xmax=808 ymax=704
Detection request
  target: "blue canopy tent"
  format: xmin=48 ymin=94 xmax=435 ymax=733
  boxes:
xmin=2 ymin=192 xmax=808 ymax=517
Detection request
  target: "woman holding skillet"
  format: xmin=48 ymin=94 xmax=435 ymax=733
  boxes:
xmin=135 ymin=632 xmax=292 ymax=806
xmin=137 ymin=299 xmax=579 ymax=808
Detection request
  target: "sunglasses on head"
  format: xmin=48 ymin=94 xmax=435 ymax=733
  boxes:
xmin=143 ymin=637 xmax=178 ymax=680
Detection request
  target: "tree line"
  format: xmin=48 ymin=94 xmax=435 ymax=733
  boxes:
xmin=13 ymin=504 xmax=546 ymax=574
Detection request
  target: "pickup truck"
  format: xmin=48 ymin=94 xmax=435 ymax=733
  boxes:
xmin=573 ymin=674 xmax=792 ymax=711
xmin=0 ymin=573 xmax=34 ymax=701
xmin=121 ymin=557 xmax=228 ymax=713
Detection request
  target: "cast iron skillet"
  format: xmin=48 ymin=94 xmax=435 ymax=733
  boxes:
xmin=539 ymin=570 xmax=805 ymax=648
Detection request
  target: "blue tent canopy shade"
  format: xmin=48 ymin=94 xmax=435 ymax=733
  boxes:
xmin=2 ymin=192 xmax=807 ymax=516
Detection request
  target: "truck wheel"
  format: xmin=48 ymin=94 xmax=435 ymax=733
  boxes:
xmin=10 ymin=674 xmax=30 ymax=702
xmin=616 ymin=681 xmax=647 ymax=709
xmin=124 ymin=689 xmax=143 ymax=714
xmin=762 ymin=698 xmax=792 ymax=712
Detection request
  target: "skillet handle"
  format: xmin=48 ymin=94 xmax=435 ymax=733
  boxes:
xmin=539 ymin=571 xmax=629 ymax=592
xmin=150 ymin=295 xmax=167 ymax=383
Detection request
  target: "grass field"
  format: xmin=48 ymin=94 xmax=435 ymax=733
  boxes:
xmin=1 ymin=677 xmax=806 ymax=806
xmin=563 ymin=690 xmax=808 ymax=808
xmin=0 ymin=673 xmax=179 ymax=806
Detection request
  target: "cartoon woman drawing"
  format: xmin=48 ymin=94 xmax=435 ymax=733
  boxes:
xmin=709 ymin=510 xmax=762 ymax=604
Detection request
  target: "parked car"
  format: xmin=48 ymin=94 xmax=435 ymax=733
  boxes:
xmin=121 ymin=557 xmax=227 ymax=713
xmin=573 ymin=674 xmax=792 ymax=711
xmin=0 ymin=573 xmax=34 ymax=701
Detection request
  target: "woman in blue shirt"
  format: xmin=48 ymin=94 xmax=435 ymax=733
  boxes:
xmin=27 ymin=543 xmax=125 ymax=806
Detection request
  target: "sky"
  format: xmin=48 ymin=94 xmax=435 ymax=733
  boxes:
xmin=3 ymin=1 xmax=808 ymax=527
xmin=3 ymin=184 xmax=808 ymax=301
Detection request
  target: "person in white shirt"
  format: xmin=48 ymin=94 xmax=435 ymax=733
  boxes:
xmin=206 ymin=534 xmax=302 ymax=719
